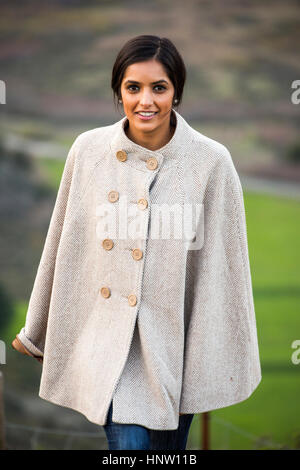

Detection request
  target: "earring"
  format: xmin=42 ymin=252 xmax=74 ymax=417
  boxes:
xmin=118 ymin=99 xmax=122 ymax=104
xmin=173 ymin=99 xmax=178 ymax=105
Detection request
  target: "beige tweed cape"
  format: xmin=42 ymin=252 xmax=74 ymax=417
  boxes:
xmin=15 ymin=109 xmax=262 ymax=430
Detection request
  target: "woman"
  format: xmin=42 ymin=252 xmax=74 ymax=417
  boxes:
xmin=12 ymin=35 xmax=262 ymax=451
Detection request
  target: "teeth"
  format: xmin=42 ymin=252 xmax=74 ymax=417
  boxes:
xmin=138 ymin=112 xmax=156 ymax=116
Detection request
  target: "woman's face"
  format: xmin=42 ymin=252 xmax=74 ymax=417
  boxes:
xmin=120 ymin=59 xmax=175 ymax=134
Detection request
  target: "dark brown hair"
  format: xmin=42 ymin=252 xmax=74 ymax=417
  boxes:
xmin=111 ymin=35 xmax=186 ymax=114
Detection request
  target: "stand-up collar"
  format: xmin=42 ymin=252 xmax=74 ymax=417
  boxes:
xmin=109 ymin=109 xmax=192 ymax=170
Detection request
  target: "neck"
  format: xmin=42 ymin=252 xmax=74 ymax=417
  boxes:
xmin=125 ymin=114 xmax=176 ymax=151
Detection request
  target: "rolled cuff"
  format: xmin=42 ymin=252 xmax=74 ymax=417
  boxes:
xmin=17 ymin=327 xmax=44 ymax=357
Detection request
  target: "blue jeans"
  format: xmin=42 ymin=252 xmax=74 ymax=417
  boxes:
xmin=103 ymin=400 xmax=194 ymax=450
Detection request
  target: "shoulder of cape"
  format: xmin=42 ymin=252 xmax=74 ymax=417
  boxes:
xmin=187 ymin=125 xmax=238 ymax=180
xmin=69 ymin=121 xmax=119 ymax=158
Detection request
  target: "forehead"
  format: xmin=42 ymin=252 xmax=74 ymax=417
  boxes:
xmin=122 ymin=60 xmax=169 ymax=82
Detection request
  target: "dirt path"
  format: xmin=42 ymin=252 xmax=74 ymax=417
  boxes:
xmin=240 ymin=174 xmax=300 ymax=200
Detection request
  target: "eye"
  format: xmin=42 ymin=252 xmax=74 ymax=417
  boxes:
xmin=154 ymin=85 xmax=166 ymax=91
xmin=126 ymin=85 xmax=167 ymax=92
xmin=127 ymin=85 xmax=139 ymax=92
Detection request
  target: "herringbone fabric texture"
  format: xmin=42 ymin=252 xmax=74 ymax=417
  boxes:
xmin=15 ymin=109 xmax=262 ymax=430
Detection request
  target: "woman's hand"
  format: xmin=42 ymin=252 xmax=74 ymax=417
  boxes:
xmin=11 ymin=336 xmax=43 ymax=364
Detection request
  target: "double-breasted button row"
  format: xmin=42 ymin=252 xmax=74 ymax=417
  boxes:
xmin=106 ymin=190 xmax=145 ymax=258
xmin=116 ymin=150 xmax=158 ymax=171
xmin=102 ymin=152 xmax=151 ymax=307
xmin=100 ymin=286 xmax=137 ymax=306
xmin=109 ymin=190 xmax=148 ymax=211
xmin=102 ymin=238 xmax=142 ymax=261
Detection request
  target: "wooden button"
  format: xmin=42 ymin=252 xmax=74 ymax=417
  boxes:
xmin=137 ymin=198 xmax=148 ymax=210
xmin=128 ymin=294 xmax=137 ymax=306
xmin=116 ymin=150 xmax=127 ymax=162
xmin=132 ymin=248 xmax=143 ymax=260
xmin=146 ymin=157 xmax=158 ymax=170
xmin=108 ymin=190 xmax=119 ymax=202
xmin=102 ymin=239 xmax=114 ymax=250
xmin=100 ymin=287 xmax=111 ymax=298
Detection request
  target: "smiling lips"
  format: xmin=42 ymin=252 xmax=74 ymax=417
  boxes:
xmin=136 ymin=111 xmax=158 ymax=120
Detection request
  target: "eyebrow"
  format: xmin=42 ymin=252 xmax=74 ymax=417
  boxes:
xmin=124 ymin=79 xmax=169 ymax=85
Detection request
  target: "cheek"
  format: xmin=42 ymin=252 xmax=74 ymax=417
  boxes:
xmin=123 ymin=95 xmax=138 ymax=108
xmin=157 ymin=95 xmax=173 ymax=109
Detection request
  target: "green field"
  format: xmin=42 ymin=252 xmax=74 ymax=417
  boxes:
xmin=188 ymin=191 xmax=300 ymax=449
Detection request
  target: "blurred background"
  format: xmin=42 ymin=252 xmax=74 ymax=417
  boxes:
xmin=0 ymin=0 xmax=299 ymax=450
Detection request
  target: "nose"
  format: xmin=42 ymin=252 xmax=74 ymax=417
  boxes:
xmin=139 ymin=89 xmax=154 ymax=106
